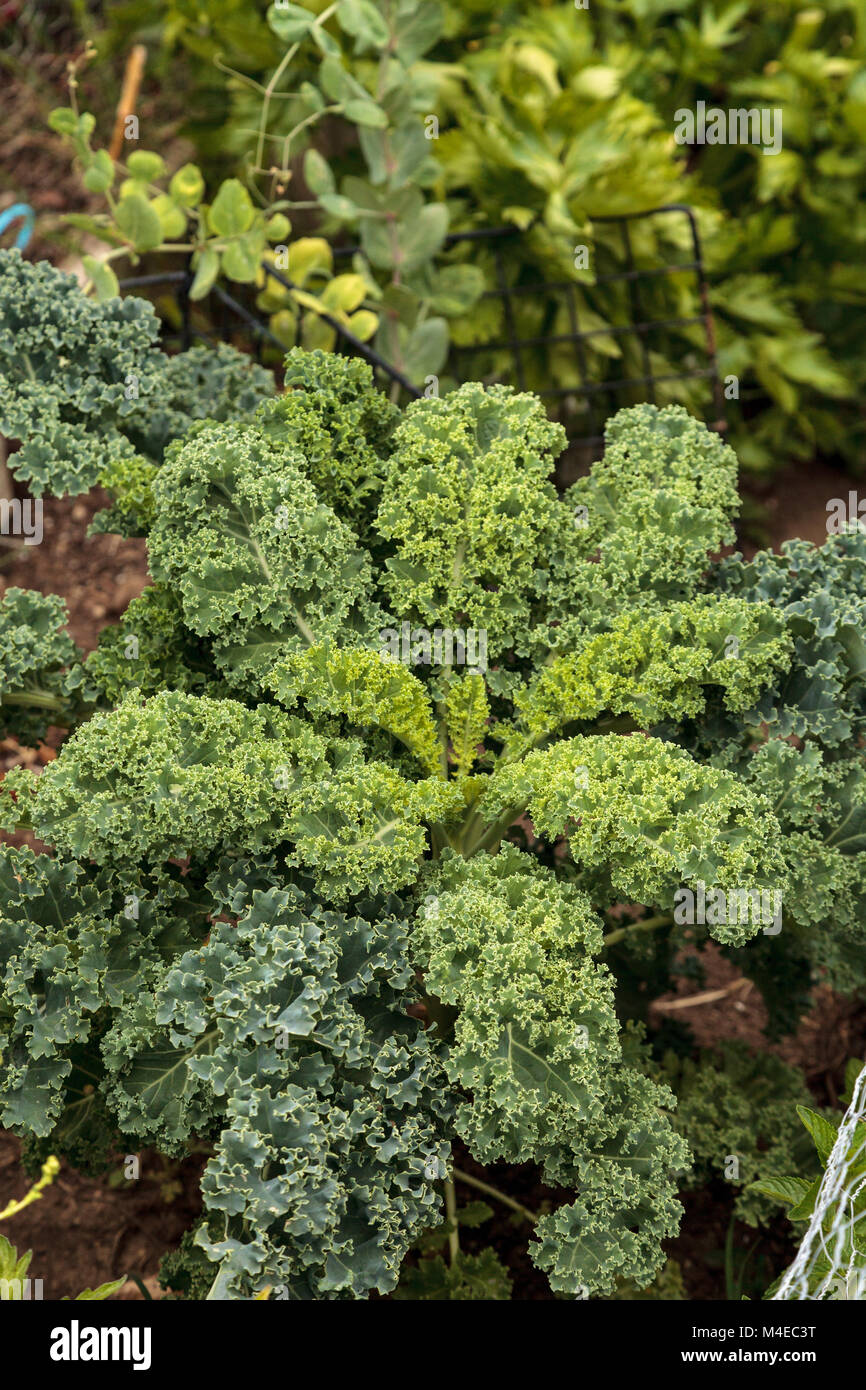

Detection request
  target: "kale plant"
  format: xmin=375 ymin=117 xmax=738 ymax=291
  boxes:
xmin=0 ymin=250 xmax=275 ymax=500
xmin=1 ymin=271 xmax=865 ymax=1299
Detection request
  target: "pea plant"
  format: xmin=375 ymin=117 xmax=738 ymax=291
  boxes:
xmin=49 ymin=1 xmax=481 ymax=378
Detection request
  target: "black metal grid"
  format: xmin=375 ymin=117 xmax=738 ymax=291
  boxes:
xmin=118 ymin=203 xmax=726 ymax=451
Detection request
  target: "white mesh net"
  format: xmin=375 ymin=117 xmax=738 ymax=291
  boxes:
xmin=773 ymin=1060 xmax=866 ymax=1300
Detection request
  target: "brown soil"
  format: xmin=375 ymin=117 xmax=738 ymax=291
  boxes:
xmin=1 ymin=489 xmax=148 ymax=651
xmin=739 ymin=457 xmax=852 ymax=556
xmin=0 ymin=52 xmax=93 ymax=266
xmin=0 ymin=1135 xmax=206 ymax=1301
xmin=650 ymin=944 xmax=866 ymax=1089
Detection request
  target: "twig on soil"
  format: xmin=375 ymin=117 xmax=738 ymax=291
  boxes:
xmin=652 ymin=977 xmax=753 ymax=1013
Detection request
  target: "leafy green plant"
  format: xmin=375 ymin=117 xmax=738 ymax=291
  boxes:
xmin=393 ymin=1198 xmax=513 ymax=1300
xmin=234 ymin=0 xmax=480 ymax=380
xmin=79 ymin=0 xmax=866 ymax=466
xmin=597 ymin=0 xmax=866 ymax=474
xmin=47 ymin=5 xmax=462 ymax=367
xmin=48 ymin=69 xmax=288 ymax=303
xmin=45 ymin=36 xmax=382 ymax=352
xmin=88 ymin=0 xmax=287 ymax=173
xmin=74 ymin=1 xmax=480 ymax=383
xmin=0 ymin=248 xmax=275 ymax=499
xmin=2 ymin=269 xmax=866 ymax=1299
xmin=657 ymin=1042 xmax=822 ymax=1227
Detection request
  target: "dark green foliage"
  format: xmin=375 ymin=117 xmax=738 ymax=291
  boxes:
xmin=0 ymin=587 xmax=78 ymax=743
xmin=158 ymin=1225 xmax=222 ymax=1301
xmin=658 ymin=1043 xmax=822 ymax=1227
xmin=64 ymin=585 xmax=217 ymax=706
xmin=0 ymin=250 xmax=162 ymax=496
xmin=147 ymin=421 xmax=384 ymax=694
xmin=393 ymin=1248 xmax=512 ymax=1300
xmin=107 ymin=873 xmax=453 ymax=1299
xmin=712 ymin=533 xmax=866 ymax=748
xmin=0 ymin=846 xmax=208 ymax=1143
xmin=122 ymin=341 xmax=276 ymax=462
xmin=0 ymin=250 xmax=274 ymax=499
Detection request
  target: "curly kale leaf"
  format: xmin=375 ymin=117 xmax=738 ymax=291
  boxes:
xmin=14 ymin=689 xmax=460 ymax=899
xmin=711 ymin=532 xmax=866 ymax=747
xmin=122 ymin=341 xmax=275 ymax=462
xmin=511 ymin=595 xmax=792 ymax=751
xmin=546 ymin=403 xmax=740 ymax=648
xmin=0 ymin=587 xmax=79 ymax=742
xmin=91 ymin=454 xmax=159 ymax=538
xmin=416 ymin=847 xmax=688 ymax=1296
xmin=481 ymin=734 xmax=787 ymax=942
xmin=737 ymin=740 xmax=866 ymax=990
xmin=444 ymin=672 xmax=490 ymax=777
xmin=0 ymin=252 xmax=274 ymax=503
xmin=0 ymin=249 xmax=163 ymax=496
xmin=267 ymin=643 xmax=443 ymax=777
xmin=148 ymin=422 xmax=384 ymax=693
xmin=255 ymin=348 xmax=398 ymax=543
xmin=0 ymin=845 xmax=206 ymax=1148
xmin=111 ymin=875 xmax=453 ymax=1299
xmin=12 ymin=690 xmax=308 ymax=865
xmin=64 ymin=584 xmax=219 ymax=706
xmin=657 ymin=1043 xmax=822 ymax=1227
xmin=287 ymin=753 xmax=463 ymax=901
xmin=376 ymin=382 xmax=568 ymax=663
xmin=92 ymin=343 xmax=274 ymax=536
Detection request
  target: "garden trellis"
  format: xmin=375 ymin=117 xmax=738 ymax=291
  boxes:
xmin=118 ymin=203 xmax=726 ymax=454
xmin=773 ymin=1060 xmax=866 ymax=1301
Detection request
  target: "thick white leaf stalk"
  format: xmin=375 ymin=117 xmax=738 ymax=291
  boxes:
xmin=774 ymin=1061 xmax=866 ymax=1300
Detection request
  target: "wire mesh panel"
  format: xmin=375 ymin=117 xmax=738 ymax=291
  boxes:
xmin=436 ymin=207 xmax=725 ymax=455
xmin=118 ymin=202 xmax=726 ymax=455
xmin=772 ymin=1060 xmax=866 ymax=1300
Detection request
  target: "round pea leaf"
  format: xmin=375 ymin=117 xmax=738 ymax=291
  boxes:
xmin=207 ymin=180 xmax=256 ymax=238
xmin=221 ymin=231 xmax=263 ymax=283
xmin=126 ymin=150 xmax=167 ymax=182
xmin=344 ymin=98 xmax=389 ymax=129
xmin=304 ymin=149 xmax=335 ymax=197
xmin=82 ymin=150 xmax=115 ymax=194
xmin=83 ymin=255 xmax=120 ymax=302
xmin=151 ymin=194 xmax=187 ymax=240
xmin=114 ymin=193 xmax=163 ymax=252
xmin=170 ymin=164 xmax=206 ymax=209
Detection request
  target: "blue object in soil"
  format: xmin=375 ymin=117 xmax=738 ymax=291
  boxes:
xmin=0 ymin=203 xmax=35 ymax=251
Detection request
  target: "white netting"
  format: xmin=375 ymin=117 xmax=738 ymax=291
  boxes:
xmin=773 ymin=1060 xmax=866 ymax=1300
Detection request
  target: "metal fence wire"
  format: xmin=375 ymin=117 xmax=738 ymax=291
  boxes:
xmin=119 ymin=203 xmax=726 ymax=455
